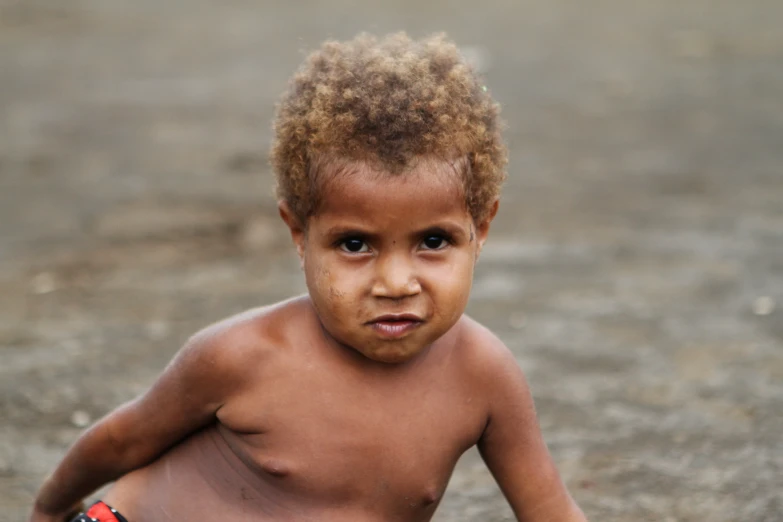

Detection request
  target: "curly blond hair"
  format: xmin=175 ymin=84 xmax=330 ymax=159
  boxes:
xmin=271 ymin=32 xmax=507 ymax=223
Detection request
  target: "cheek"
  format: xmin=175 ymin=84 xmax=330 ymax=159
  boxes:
xmin=425 ymin=253 xmax=476 ymax=300
xmin=305 ymin=255 xmax=333 ymax=297
xmin=304 ymin=253 xmax=358 ymax=312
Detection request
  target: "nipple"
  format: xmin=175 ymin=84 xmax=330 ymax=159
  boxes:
xmin=407 ymin=485 xmax=440 ymax=507
xmin=421 ymin=487 xmax=440 ymax=506
xmin=259 ymin=459 xmax=291 ymax=478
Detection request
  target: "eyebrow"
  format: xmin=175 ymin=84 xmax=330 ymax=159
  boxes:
xmin=324 ymin=221 xmax=469 ymax=240
xmin=324 ymin=226 xmax=377 ymax=239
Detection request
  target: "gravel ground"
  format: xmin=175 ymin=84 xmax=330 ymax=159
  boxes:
xmin=1 ymin=1 xmax=782 ymax=521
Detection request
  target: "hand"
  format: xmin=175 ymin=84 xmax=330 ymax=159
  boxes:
xmin=29 ymin=500 xmax=85 ymax=522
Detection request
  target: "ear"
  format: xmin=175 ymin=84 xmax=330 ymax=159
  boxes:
xmin=278 ymin=200 xmax=306 ymax=265
xmin=474 ymin=199 xmax=499 ymax=259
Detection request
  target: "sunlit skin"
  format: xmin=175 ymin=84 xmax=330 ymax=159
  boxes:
xmin=29 ymin=157 xmax=586 ymax=522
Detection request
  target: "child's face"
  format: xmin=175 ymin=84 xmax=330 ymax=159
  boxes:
xmin=280 ymin=158 xmax=497 ymax=364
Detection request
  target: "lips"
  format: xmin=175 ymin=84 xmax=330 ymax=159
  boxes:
xmin=367 ymin=314 xmax=423 ymax=338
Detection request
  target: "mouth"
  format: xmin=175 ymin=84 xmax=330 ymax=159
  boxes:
xmin=366 ymin=314 xmax=424 ymax=339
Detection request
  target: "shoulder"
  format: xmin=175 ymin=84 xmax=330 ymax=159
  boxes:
xmin=450 ymin=316 xmax=529 ymax=407
xmin=177 ymin=295 xmax=313 ymax=380
xmin=119 ymin=298 xmax=316 ymax=431
xmin=452 ymin=315 xmax=520 ymax=376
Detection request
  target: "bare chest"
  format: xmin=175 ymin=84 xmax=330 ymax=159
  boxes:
xmin=216 ymin=356 xmax=486 ymax=512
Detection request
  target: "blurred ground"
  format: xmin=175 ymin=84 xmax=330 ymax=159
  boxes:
xmin=1 ymin=1 xmax=782 ymax=521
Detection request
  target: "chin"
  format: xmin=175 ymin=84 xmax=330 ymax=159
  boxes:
xmin=356 ymin=342 xmax=427 ymax=364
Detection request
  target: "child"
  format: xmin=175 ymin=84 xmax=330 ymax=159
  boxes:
xmin=30 ymin=33 xmax=586 ymax=522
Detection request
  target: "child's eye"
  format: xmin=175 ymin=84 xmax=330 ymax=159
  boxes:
xmin=339 ymin=238 xmax=370 ymax=253
xmin=421 ymin=235 xmax=448 ymax=250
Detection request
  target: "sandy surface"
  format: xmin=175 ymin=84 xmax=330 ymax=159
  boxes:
xmin=1 ymin=1 xmax=782 ymax=521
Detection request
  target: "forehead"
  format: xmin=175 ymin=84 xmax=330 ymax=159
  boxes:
xmin=313 ymin=158 xmax=469 ymax=225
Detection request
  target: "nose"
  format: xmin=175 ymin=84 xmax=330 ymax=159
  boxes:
xmin=371 ymin=251 xmax=421 ymax=299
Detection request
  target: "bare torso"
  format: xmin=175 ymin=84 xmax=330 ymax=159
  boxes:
xmin=103 ymin=300 xmax=491 ymax=522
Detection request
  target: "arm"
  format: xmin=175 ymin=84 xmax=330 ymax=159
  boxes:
xmin=30 ymin=323 xmax=250 ymax=521
xmin=477 ymin=345 xmax=587 ymax=522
